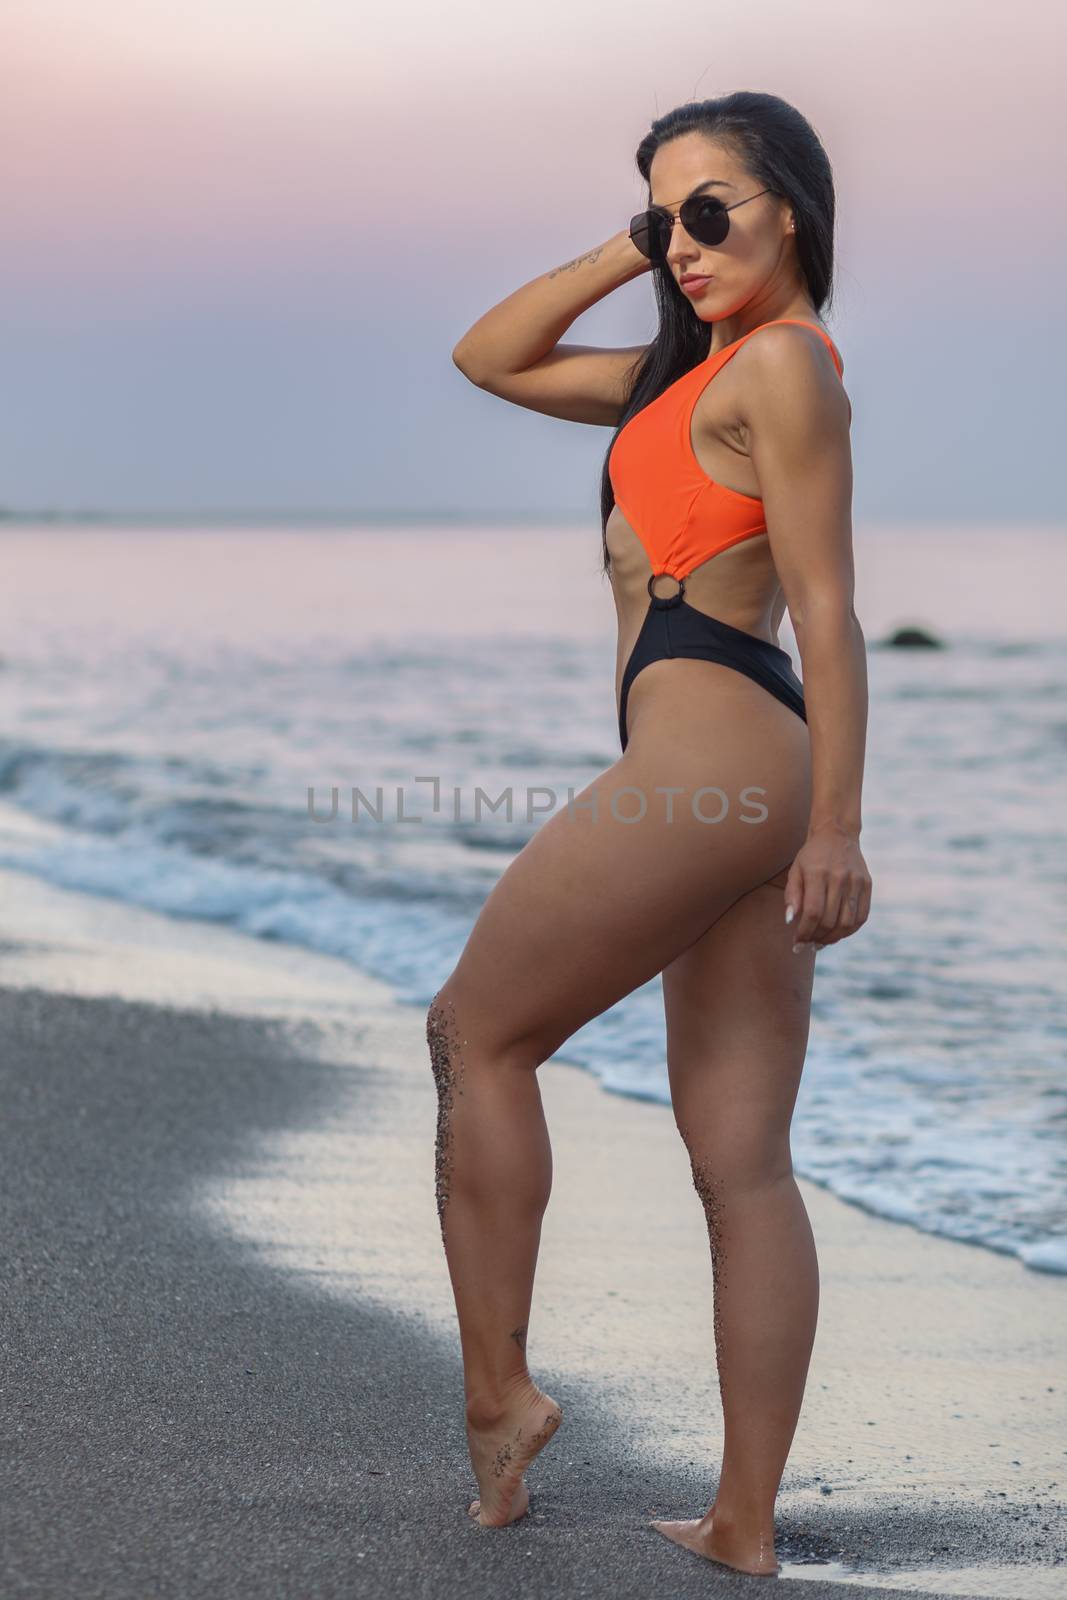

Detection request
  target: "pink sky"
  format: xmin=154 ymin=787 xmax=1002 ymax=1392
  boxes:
xmin=3 ymin=0 xmax=1064 ymax=519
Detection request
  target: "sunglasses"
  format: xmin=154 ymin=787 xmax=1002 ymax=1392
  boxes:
xmin=628 ymin=187 xmax=774 ymax=264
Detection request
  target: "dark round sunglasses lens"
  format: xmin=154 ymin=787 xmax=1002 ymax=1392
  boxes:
xmin=629 ymin=212 xmax=664 ymax=260
xmin=684 ymin=197 xmax=729 ymax=246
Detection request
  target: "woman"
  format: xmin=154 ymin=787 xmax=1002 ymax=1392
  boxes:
xmin=427 ymin=90 xmax=872 ymax=1576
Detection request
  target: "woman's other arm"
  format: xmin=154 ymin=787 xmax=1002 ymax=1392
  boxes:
xmin=742 ymin=323 xmax=872 ymax=948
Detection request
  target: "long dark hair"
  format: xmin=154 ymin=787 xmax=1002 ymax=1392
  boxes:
xmin=599 ymin=91 xmax=838 ymax=573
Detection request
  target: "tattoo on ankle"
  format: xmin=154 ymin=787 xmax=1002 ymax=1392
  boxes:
xmin=426 ymin=991 xmax=468 ymax=1247
xmin=510 ymin=1324 xmax=528 ymax=1352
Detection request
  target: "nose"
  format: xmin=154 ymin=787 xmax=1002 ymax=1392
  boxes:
xmin=665 ymin=219 xmax=704 ymax=269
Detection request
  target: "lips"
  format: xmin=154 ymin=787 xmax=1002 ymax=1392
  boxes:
xmin=680 ymin=275 xmax=710 ymax=285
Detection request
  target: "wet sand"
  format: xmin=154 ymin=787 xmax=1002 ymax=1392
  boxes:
xmin=1 ymin=863 xmax=1064 ymax=1598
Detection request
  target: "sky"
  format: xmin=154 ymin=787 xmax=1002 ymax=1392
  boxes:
xmin=2 ymin=0 xmax=1064 ymax=525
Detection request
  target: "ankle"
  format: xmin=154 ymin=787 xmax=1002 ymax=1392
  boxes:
xmin=710 ymin=1499 xmax=776 ymax=1539
xmin=465 ymin=1395 xmax=506 ymax=1429
xmin=465 ymin=1372 xmax=540 ymax=1428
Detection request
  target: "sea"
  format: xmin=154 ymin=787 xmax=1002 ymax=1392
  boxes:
xmin=1 ymin=518 xmax=1064 ymax=1276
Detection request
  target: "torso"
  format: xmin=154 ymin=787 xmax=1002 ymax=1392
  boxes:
xmin=604 ymin=317 xmax=846 ymax=728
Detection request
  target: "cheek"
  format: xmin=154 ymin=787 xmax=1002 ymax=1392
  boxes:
xmin=729 ymin=233 xmax=781 ymax=280
xmin=734 ymin=229 xmax=767 ymax=261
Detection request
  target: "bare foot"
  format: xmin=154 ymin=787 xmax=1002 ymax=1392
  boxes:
xmin=465 ymin=1381 xmax=563 ymax=1527
xmin=650 ymin=1510 xmax=779 ymax=1576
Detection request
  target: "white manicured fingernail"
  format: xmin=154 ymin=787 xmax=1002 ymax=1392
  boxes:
xmin=784 ymin=905 xmax=795 ymax=924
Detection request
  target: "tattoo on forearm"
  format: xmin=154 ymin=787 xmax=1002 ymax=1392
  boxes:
xmin=548 ymin=247 xmax=604 ymax=276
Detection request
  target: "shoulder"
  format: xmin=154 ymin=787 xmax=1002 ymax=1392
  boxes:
xmin=735 ymin=322 xmax=850 ymax=428
xmin=740 ymin=320 xmax=843 ymax=378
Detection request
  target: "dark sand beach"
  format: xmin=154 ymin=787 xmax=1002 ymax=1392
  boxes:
xmin=1 ymin=866 xmax=1065 ymax=1599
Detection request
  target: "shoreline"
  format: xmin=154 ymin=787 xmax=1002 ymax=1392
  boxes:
xmin=1 ymin=863 xmax=1064 ymax=1597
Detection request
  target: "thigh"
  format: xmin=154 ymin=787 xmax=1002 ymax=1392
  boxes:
xmin=444 ymin=686 xmax=811 ymax=1068
xmin=662 ymin=875 xmax=816 ymax=1171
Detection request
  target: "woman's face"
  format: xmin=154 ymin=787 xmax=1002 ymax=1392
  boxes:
xmin=646 ymin=133 xmax=795 ymax=320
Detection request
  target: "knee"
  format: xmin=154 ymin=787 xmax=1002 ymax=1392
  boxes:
xmin=676 ymin=1119 xmax=793 ymax=1195
xmin=426 ymin=986 xmax=465 ymax=1090
xmin=427 ymin=979 xmax=551 ymax=1075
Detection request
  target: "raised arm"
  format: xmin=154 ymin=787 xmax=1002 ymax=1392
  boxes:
xmin=741 ymin=322 xmax=872 ymax=950
xmin=452 ymin=231 xmax=652 ymax=426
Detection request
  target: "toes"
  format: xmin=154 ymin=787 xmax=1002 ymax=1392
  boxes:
xmin=468 ymin=1499 xmax=481 ymax=1518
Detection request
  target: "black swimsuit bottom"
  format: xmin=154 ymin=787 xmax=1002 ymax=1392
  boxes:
xmin=618 ymin=577 xmax=806 ymax=753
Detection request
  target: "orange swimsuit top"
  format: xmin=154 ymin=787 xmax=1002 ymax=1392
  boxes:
xmin=608 ymin=318 xmax=845 ymax=582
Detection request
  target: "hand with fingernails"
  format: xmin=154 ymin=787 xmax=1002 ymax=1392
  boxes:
xmin=781 ymin=823 xmax=871 ymax=953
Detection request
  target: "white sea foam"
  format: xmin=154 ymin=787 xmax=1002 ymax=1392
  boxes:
xmin=1 ymin=522 xmax=1065 ymax=1275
